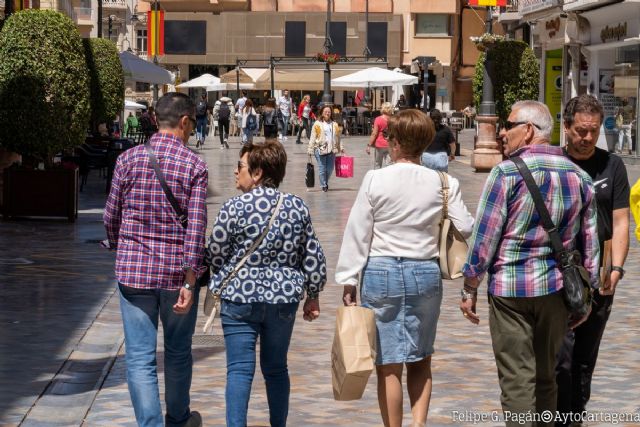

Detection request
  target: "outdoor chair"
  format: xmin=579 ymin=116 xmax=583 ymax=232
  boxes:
xmin=76 ymin=145 xmax=108 ymax=191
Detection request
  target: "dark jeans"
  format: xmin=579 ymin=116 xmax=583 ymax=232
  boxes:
xmin=218 ymin=118 xmax=230 ymax=145
xmin=296 ymin=117 xmax=311 ymax=141
xmin=555 ymin=291 xmax=614 ymax=426
xmin=196 ymin=116 xmax=207 ymax=142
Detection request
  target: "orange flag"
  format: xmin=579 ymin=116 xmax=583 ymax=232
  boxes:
xmin=147 ymin=9 xmax=165 ymax=56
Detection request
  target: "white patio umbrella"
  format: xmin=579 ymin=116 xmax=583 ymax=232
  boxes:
xmin=119 ymin=51 xmax=173 ymax=85
xmin=331 ymin=67 xmax=418 ymax=88
xmin=124 ymin=100 xmax=147 ymax=109
xmin=177 ymin=73 xmax=220 ymax=88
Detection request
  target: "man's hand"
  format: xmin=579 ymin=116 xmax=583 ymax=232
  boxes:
xmin=460 ymin=294 xmax=479 ymax=324
xmin=343 ymin=285 xmax=357 ymax=306
xmin=303 ymin=298 xmax=320 ymax=322
xmin=599 ymin=270 xmax=621 ymax=296
xmin=365 ymin=146 xmax=372 ymax=155
xmin=173 ymin=287 xmax=195 ymax=314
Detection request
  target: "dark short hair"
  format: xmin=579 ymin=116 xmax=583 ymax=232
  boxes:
xmin=265 ymin=97 xmax=276 ymax=109
xmin=155 ymin=92 xmax=195 ymax=128
xmin=387 ymin=109 xmax=435 ymax=157
xmin=563 ymin=94 xmax=604 ymax=126
xmin=240 ymin=141 xmax=287 ymax=188
xmin=429 ymin=109 xmax=443 ymax=129
xmin=241 ymin=90 xmax=247 ymax=97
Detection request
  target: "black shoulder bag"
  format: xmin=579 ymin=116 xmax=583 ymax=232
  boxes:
xmin=144 ymin=141 xmax=210 ymax=288
xmin=512 ymin=156 xmax=592 ymax=318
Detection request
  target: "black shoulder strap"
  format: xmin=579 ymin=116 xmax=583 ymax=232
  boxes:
xmin=144 ymin=142 xmax=188 ymax=229
xmin=511 ymin=156 xmax=565 ymax=255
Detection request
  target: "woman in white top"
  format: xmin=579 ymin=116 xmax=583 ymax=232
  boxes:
xmin=335 ymin=109 xmax=474 ymax=427
xmin=307 ymin=105 xmax=343 ymax=192
xmin=241 ymin=99 xmax=258 ymax=145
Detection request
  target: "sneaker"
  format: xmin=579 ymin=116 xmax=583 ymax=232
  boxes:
xmin=322 ymin=186 xmax=328 ymax=192
xmin=278 ymin=134 xmax=282 ymax=141
xmin=184 ymin=411 xmax=202 ymax=427
xmin=295 ymin=139 xmax=302 ymax=144
xmin=220 ymin=144 xmax=225 ymax=150
xmin=195 ymin=139 xmax=201 ymax=149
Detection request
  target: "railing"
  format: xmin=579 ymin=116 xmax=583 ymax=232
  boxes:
xmin=102 ymin=0 xmax=128 ymax=9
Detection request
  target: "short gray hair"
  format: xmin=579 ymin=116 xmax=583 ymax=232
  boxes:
xmin=511 ymin=100 xmax=553 ymax=140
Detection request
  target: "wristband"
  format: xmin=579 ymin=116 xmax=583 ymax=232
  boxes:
xmin=611 ymin=266 xmax=625 ymax=279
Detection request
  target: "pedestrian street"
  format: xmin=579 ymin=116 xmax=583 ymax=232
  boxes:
xmin=1 ymin=131 xmax=639 ymax=426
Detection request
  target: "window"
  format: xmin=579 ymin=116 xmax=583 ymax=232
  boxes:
xmin=135 ymin=82 xmax=150 ymax=92
xmin=136 ymin=29 xmax=147 ymax=54
xmin=285 ymin=21 xmax=306 ymax=57
xmin=415 ymin=14 xmax=451 ymax=37
xmin=165 ymin=21 xmax=207 ymax=55
xmin=329 ymin=22 xmax=347 ymax=56
xmin=367 ymin=22 xmax=388 ymax=58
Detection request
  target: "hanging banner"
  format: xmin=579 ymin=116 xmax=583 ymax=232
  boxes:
xmin=599 ymin=69 xmax=618 ymax=137
xmin=468 ymin=0 xmax=507 ymax=6
xmin=147 ymin=10 xmax=165 ymax=57
xmin=544 ymin=49 xmax=563 ymax=146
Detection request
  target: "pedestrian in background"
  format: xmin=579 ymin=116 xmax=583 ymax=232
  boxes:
xmin=295 ymin=94 xmax=312 ymax=144
xmin=104 ymin=92 xmax=208 ymax=427
xmin=277 ymin=89 xmax=294 ymax=142
xmin=366 ymin=101 xmax=393 ymax=169
xmin=307 ymin=105 xmax=343 ymax=192
xmin=241 ymin=99 xmax=258 ymax=145
xmin=556 ymin=94 xmax=630 ymax=426
xmin=461 ymin=100 xmax=599 ymax=427
xmin=213 ymin=95 xmax=235 ymax=149
xmin=261 ymin=97 xmax=279 ymax=139
xmin=235 ymin=90 xmax=248 ymax=142
xmin=421 ymin=109 xmax=456 ymax=172
xmin=204 ymin=141 xmax=326 ymax=427
xmin=337 ymin=109 xmax=474 ymax=427
xmin=195 ymin=94 xmax=208 ymax=148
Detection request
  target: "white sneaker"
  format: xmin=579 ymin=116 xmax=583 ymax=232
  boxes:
xmin=283 ymin=136 xmax=288 ymax=142
xmin=278 ymin=134 xmax=282 ymax=141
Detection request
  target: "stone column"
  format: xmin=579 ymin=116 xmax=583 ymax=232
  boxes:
xmin=471 ymin=115 xmax=502 ymax=172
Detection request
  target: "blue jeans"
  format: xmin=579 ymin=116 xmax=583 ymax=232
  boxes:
xmin=243 ymin=127 xmax=254 ymax=145
xmin=196 ymin=116 xmax=207 ymax=142
xmin=421 ymin=152 xmax=449 ymax=172
xmin=315 ymin=151 xmax=336 ymax=189
xmin=118 ymin=283 xmax=199 ymax=427
xmin=221 ymin=300 xmax=299 ymax=427
xmin=280 ymin=115 xmax=290 ymax=137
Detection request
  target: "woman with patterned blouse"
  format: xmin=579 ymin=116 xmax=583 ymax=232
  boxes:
xmin=204 ymin=141 xmax=327 ymax=427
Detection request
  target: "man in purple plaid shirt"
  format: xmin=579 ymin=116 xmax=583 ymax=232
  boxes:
xmin=459 ymin=101 xmax=599 ymax=427
xmin=104 ymin=93 xmax=208 ymax=427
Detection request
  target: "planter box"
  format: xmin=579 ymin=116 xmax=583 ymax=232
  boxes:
xmin=2 ymin=167 xmax=78 ymax=222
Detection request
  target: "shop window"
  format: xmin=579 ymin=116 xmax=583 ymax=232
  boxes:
xmin=285 ymin=21 xmax=306 ymax=57
xmin=612 ymin=45 xmax=639 ymax=154
xmin=368 ymin=22 xmax=387 ymax=58
xmin=415 ymin=14 xmax=451 ymax=37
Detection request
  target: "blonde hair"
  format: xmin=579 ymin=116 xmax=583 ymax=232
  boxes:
xmin=380 ymin=102 xmax=393 ymax=116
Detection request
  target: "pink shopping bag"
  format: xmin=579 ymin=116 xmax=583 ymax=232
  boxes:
xmin=335 ymin=155 xmax=354 ymax=178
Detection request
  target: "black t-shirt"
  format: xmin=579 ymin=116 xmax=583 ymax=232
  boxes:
xmin=568 ymin=147 xmax=629 ymax=242
xmin=425 ymin=126 xmax=455 ymax=154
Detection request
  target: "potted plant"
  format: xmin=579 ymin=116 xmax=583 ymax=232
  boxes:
xmin=0 ymin=10 xmax=90 ymax=221
xmin=315 ymin=53 xmax=341 ymax=65
xmin=472 ymin=39 xmax=540 ymax=124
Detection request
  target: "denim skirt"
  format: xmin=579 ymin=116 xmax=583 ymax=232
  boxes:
xmin=421 ymin=152 xmax=449 ymax=172
xmin=361 ymin=257 xmax=442 ymax=365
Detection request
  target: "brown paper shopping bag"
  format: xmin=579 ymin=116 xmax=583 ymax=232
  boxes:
xmin=331 ymin=305 xmax=377 ymax=401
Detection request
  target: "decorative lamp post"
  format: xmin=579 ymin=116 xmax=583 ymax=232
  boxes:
xmin=362 ymin=0 xmax=371 ymax=106
xmin=98 ymin=0 xmax=103 ymax=37
xmin=152 ymin=0 xmax=159 ymax=104
xmin=471 ymin=6 xmax=503 ymax=172
xmin=320 ymin=0 xmax=333 ymax=108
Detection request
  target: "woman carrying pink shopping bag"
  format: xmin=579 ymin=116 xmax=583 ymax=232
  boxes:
xmin=307 ymin=105 xmax=343 ymax=192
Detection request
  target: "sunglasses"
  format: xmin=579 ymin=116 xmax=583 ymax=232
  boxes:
xmin=504 ymin=120 xmax=541 ymax=131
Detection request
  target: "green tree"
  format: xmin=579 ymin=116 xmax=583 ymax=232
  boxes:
xmin=83 ymin=38 xmax=125 ymax=132
xmin=0 ymin=9 xmax=90 ymax=165
xmin=473 ymin=40 xmax=540 ymax=123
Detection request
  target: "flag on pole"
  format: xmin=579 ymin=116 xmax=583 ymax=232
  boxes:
xmin=147 ymin=10 xmax=165 ymax=56
xmin=14 ymin=0 xmax=30 ymax=10
xmin=468 ymin=0 xmax=507 ymax=6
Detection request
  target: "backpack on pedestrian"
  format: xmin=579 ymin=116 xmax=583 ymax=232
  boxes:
xmin=246 ymin=113 xmax=257 ymax=131
xmin=196 ymin=100 xmax=207 ymax=117
xmin=218 ymin=103 xmax=230 ymax=120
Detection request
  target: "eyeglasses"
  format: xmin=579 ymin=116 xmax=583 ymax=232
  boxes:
xmin=504 ymin=121 xmax=541 ymax=131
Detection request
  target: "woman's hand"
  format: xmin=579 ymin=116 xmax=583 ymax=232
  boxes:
xmin=303 ymin=297 xmax=320 ymax=322
xmin=365 ymin=146 xmax=371 ymax=155
xmin=342 ymin=285 xmax=357 ymax=306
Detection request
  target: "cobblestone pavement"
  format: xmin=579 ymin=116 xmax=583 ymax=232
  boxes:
xmin=2 ymin=130 xmax=640 ymax=426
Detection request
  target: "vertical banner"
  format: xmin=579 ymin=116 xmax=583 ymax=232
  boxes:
xmin=545 ymin=49 xmax=563 ymax=146
xmin=468 ymin=0 xmax=507 ymax=6
xmin=147 ymin=10 xmax=165 ymax=57
xmin=599 ymin=69 xmax=617 ymax=137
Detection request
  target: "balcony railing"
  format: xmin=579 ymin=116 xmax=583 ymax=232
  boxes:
xmin=103 ymin=0 xmax=128 ymax=9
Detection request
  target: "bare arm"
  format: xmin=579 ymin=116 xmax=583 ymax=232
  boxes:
xmin=601 ymin=207 xmax=630 ymax=295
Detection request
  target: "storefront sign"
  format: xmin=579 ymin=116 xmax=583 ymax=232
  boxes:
xmin=545 ymin=49 xmax=563 ymax=146
xmin=600 ymin=23 xmax=627 ymax=43
xmin=598 ymin=69 xmax=617 ymax=136
xmin=519 ymin=0 xmax=558 ymax=15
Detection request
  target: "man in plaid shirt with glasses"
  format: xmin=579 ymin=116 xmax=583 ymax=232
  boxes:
xmin=104 ymin=92 xmax=208 ymax=427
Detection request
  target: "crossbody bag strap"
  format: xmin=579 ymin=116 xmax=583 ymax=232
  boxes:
xmin=511 ymin=156 xmax=565 ymax=255
xmin=144 ymin=141 xmax=188 ymax=229
xmin=437 ymin=171 xmax=450 ymax=221
xmin=217 ymin=193 xmax=284 ymax=293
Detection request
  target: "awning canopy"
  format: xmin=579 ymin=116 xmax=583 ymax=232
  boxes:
xmin=220 ymin=68 xmax=269 ymax=85
xmin=331 ymin=67 xmax=419 ymax=88
xmin=254 ymin=65 xmax=384 ymax=90
xmin=177 ymin=73 xmax=220 ymax=88
xmin=124 ymin=100 xmax=147 ymax=109
xmin=119 ymin=51 xmax=173 ymax=85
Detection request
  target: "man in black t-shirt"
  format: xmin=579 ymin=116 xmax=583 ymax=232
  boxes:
xmin=421 ymin=110 xmax=456 ymax=172
xmin=556 ymin=95 xmax=630 ymax=426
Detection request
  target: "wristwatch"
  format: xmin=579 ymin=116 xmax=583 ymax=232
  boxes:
xmin=611 ymin=266 xmax=625 ymax=279
xmin=183 ymin=282 xmax=195 ymax=291
xmin=460 ymin=288 xmax=475 ymax=302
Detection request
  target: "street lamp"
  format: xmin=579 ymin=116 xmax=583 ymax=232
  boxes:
xmin=320 ymin=0 xmax=333 ymax=108
xmin=471 ymin=6 xmax=503 ymax=172
xmin=97 ymin=0 xmax=103 ymax=38
xmin=152 ymin=0 xmax=159 ymax=104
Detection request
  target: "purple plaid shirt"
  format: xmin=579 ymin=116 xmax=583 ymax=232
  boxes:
xmin=462 ymin=144 xmax=600 ymax=297
xmin=104 ymin=132 xmax=208 ymax=290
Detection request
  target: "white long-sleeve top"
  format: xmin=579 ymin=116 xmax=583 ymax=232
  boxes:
xmin=335 ymin=163 xmax=475 ymax=286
